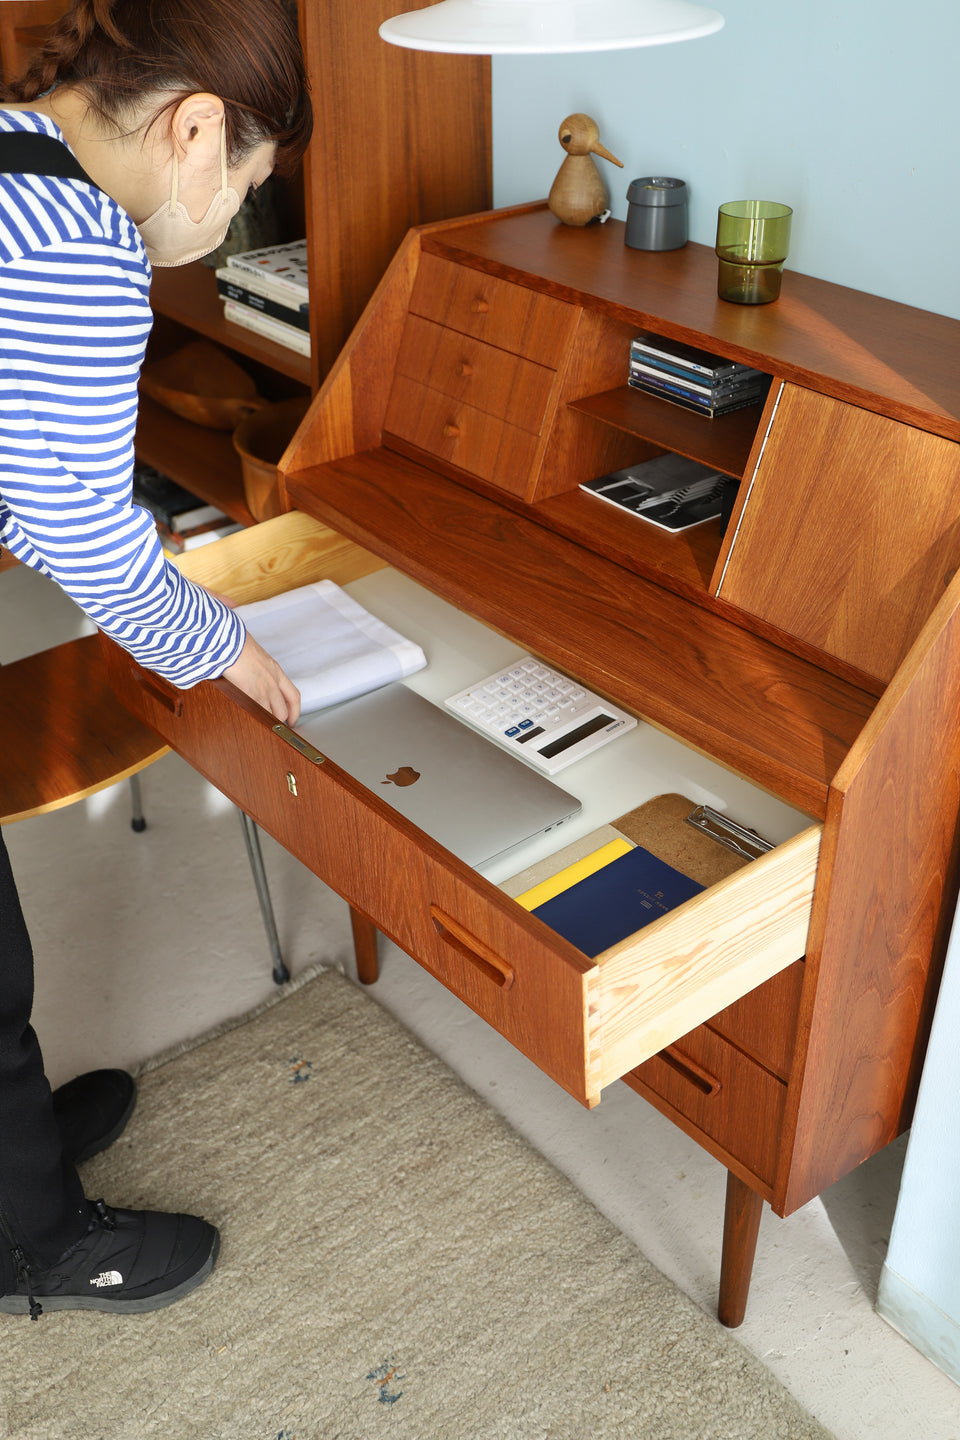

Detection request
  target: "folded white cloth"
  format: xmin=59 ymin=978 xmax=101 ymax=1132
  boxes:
xmin=237 ymin=580 xmax=427 ymax=715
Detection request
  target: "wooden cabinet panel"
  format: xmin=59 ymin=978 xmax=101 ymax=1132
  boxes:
xmin=594 ymin=828 xmax=818 ymax=1093
xmin=410 ymin=253 xmax=577 ymax=364
xmin=0 ymin=0 xmax=68 ymax=83
xmin=717 ymin=385 xmax=960 ymax=682
xmin=624 ymin=1025 xmax=788 ymax=1190
xmin=384 ymin=375 xmax=541 ymax=495
xmin=708 ymin=960 xmax=804 ymax=1082
xmin=301 ymin=3 xmax=491 ymax=382
xmin=394 ymin=314 xmax=556 ymax=434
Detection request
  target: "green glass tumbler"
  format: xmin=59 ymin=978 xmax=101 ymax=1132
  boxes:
xmin=715 ymin=200 xmax=793 ymax=304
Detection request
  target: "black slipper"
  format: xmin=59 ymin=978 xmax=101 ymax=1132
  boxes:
xmin=0 ymin=1199 xmax=219 ymax=1318
xmin=51 ymin=1069 xmax=138 ymax=1165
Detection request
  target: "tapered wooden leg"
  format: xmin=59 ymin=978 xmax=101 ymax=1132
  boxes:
xmin=350 ymin=906 xmax=380 ymax=984
xmin=718 ymin=1171 xmax=764 ymax=1328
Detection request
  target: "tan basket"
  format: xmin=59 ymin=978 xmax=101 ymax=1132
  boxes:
xmin=232 ymin=396 xmax=310 ymax=521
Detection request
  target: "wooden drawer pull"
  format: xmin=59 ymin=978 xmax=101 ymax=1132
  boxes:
xmin=133 ymin=670 xmax=182 ymax=717
xmin=429 ymin=906 xmax=515 ymax=990
xmin=471 ymin=298 xmax=489 ymax=314
xmin=660 ymin=1045 xmax=722 ymax=1097
xmin=442 ymin=423 xmax=461 ymax=439
xmin=458 ymin=361 xmax=474 ymax=377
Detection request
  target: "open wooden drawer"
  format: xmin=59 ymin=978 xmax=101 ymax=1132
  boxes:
xmin=101 ymin=511 xmax=822 ymax=1110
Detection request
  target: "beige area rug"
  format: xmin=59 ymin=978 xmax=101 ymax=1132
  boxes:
xmin=0 ymin=968 xmax=835 ymax=1440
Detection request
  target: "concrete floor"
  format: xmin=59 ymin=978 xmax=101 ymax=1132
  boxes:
xmin=4 ymin=560 xmax=959 ymax=1440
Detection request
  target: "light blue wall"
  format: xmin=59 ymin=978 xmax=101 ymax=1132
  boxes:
xmin=494 ymin=0 xmax=960 ymax=1380
xmin=878 ymin=920 xmax=960 ymax=1384
xmin=492 ymin=0 xmax=960 ymax=319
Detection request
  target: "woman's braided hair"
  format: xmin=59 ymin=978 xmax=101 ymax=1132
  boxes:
xmin=2 ymin=0 xmax=311 ymax=174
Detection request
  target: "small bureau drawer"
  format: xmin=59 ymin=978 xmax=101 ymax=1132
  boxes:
xmin=410 ymin=253 xmax=577 ymax=365
xmin=103 ymin=512 xmax=821 ymax=1112
xmin=384 ymin=374 xmax=542 ymax=495
xmin=623 ymin=1027 xmax=787 ymax=1188
xmin=707 ymin=960 xmax=804 ymax=1081
xmin=394 ymin=314 xmax=557 ymax=435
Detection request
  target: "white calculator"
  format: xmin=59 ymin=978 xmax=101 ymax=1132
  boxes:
xmin=445 ymin=656 xmax=637 ymax=774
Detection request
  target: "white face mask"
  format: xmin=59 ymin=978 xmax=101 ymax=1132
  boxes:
xmin=139 ymin=119 xmax=241 ymax=267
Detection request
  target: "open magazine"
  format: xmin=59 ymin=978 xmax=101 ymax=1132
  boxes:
xmin=580 ymin=454 xmax=732 ymax=532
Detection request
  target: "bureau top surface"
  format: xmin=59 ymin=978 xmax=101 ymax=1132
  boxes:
xmin=424 ymin=206 xmax=960 ymax=441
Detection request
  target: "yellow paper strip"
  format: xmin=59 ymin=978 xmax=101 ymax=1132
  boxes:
xmin=515 ymin=838 xmax=634 ymax=911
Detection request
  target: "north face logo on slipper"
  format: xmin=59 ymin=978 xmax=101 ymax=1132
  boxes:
xmin=89 ymin=1270 xmax=123 ymax=1288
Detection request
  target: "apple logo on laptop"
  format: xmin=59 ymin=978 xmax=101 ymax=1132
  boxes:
xmin=382 ymin=766 xmax=420 ymax=787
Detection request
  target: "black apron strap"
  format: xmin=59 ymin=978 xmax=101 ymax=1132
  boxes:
xmin=0 ymin=130 xmax=97 ymax=187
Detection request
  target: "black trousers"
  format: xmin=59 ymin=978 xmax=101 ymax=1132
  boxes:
xmin=0 ymin=826 xmax=87 ymax=1291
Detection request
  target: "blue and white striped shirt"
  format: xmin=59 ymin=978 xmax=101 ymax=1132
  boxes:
xmin=0 ymin=109 xmax=244 ymax=686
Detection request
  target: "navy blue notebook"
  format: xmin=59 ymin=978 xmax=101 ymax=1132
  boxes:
xmin=532 ymin=844 xmax=704 ymax=957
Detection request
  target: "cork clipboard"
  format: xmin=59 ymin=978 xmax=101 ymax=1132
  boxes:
xmin=501 ymin=792 xmax=752 ymax=901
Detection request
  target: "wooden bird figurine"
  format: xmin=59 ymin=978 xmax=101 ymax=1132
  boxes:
xmin=548 ymin=113 xmax=624 ymax=227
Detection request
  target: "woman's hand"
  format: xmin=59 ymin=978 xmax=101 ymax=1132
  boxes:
xmin=222 ymin=633 xmax=300 ymax=725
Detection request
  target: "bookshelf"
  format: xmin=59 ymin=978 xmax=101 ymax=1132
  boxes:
xmin=0 ymin=0 xmax=492 ymax=525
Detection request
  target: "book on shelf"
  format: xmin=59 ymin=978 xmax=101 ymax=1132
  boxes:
xmin=132 ymin=465 xmax=216 ymax=529
xmin=627 ymin=374 xmax=765 ymax=418
xmin=628 ymin=330 xmax=768 ymax=418
xmin=215 ymin=271 xmax=310 ymax=332
xmin=628 ymin=359 xmax=765 ymax=401
xmin=531 ymin=843 xmax=704 ymax=958
xmin=629 ymin=352 xmax=765 ymax=390
xmin=168 ymin=501 xmax=229 ymax=533
xmin=225 ymin=239 xmax=308 ymax=304
xmin=133 ymin=465 xmax=239 ymax=553
xmin=630 ymin=331 xmax=748 ymax=381
xmin=580 ymin=455 xmax=734 ymax=532
xmin=158 ymin=519 xmax=243 ymax=556
xmin=223 ymin=299 xmax=311 ymax=357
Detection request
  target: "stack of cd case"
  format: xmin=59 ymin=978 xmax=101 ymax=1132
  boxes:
xmin=629 ymin=333 xmax=768 ymax=417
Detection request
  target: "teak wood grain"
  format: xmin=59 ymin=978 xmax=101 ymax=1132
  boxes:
xmin=424 ymin=208 xmax=960 ymax=442
xmin=302 ymin=0 xmax=491 ymax=385
xmin=0 ymin=635 xmax=168 ymax=822
xmin=595 ymin=826 xmax=820 ymax=1092
xmin=568 ymin=384 xmax=764 ymax=481
xmin=384 ymin=376 xmax=543 ymax=494
xmin=706 ymin=959 xmax=805 ymax=1083
xmin=775 ymin=567 xmax=960 ymax=1214
xmin=393 ymin=314 xmax=558 ymax=435
xmin=717 ymin=385 xmax=960 ymax=683
xmin=409 ymin=253 xmax=577 ymax=365
xmin=624 ymin=1024 xmax=786 ymax=1192
xmin=106 ymin=512 xmax=829 ymax=1113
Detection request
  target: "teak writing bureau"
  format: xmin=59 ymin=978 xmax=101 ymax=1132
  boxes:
xmin=103 ymin=203 xmax=960 ymax=1326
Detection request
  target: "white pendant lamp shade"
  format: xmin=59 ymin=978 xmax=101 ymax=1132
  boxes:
xmin=379 ymin=0 xmax=724 ymax=55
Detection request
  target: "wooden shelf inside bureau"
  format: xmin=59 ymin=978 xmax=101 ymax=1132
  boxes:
xmin=568 ymin=385 xmax=765 ymax=481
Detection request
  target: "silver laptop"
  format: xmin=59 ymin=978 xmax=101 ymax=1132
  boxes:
xmin=296 ymin=683 xmax=582 ymax=867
